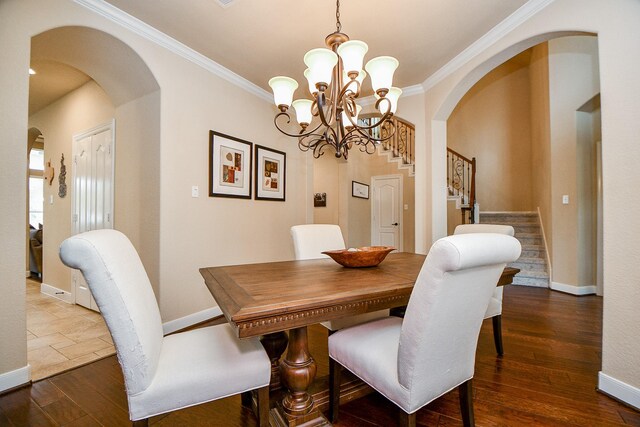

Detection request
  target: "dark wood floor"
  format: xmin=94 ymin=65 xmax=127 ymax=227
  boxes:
xmin=1 ymin=286 xmax=639 ymax=426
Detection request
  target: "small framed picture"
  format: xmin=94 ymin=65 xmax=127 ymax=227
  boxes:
xmin=255 ymin=145 xmax=286 ymax=201
xmin=314 ymin=192 xmax=327 ymax=207
xmin=352 ymin=181 xmax=369 ymax=199
xmin=209 ymin=131 xmax=252 ymax=199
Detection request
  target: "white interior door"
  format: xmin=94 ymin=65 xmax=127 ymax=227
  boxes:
xmin=371 ymin=175 xmax=403 ymax=251
xmin=72 ymin=121 xmax=115 ymax=311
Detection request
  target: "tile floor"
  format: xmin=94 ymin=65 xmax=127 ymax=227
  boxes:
xmin=26 ymin=278 xmax=115 ymax=381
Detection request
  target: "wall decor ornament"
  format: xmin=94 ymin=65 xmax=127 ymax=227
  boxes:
xmin=43 ymin=160 xmax=55 ymax=185
xmin=209 ymin=131 xmax=252 ymax=199
xmin=352 ymin=180 xmax=369 ymax=199
xmin=314 ymin=192 xmax=327 ymax=207
xmin=58 ymin=154 xmax=67 ymax=198
xmin=254 ymin=145 xmax=286 ymax=201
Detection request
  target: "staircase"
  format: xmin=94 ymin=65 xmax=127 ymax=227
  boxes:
xmin=360 ymin=114 xmax=415 ymax=176
xmin=480 ymin=212 xmax=550 ymax=287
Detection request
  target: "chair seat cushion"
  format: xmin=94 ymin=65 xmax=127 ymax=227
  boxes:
xmin=129 ymin=323 xmax=270 ymax=420
xmin=321 ymin=309 xmax=390 ymax=331
xmin=328 ymin=317 xmax=411 ymax=412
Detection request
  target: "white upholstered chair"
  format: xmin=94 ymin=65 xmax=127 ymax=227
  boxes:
xmin=454 ymin=224 xmax=515 ymax=355
xmin=290 ymin=224 xmax=389 ymax=331
xmin=59 ymin=229 xmax=271 ymax=426
xmin=328 ymin=233 xmax=521 ymax=427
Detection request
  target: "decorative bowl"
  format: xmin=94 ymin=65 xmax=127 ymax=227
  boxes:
xmin=322 ymin=246 xmax=395 ymax=268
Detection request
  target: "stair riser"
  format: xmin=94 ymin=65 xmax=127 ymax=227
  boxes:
xmin=511 ymin=262 xmax=547 ymax=272
xmin=520 ymin=249 xmax=545 ymax=258
xmin=513 ymin=225 xmax=541 ymax=234
xmin=512 ymin=277 xmax=549 ymax=287
xmin=480 ymin=215 xmax=537 ymax=224
xmin=517 ymin=236 xmax=543 ymax=246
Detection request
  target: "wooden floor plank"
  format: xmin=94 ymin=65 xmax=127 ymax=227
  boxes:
xmin=1 ymin=286 xmax=638 ymax=426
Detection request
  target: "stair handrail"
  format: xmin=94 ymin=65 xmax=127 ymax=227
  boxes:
xmin=447 ymin=147 xmax=476 ymax=223
xmin=359 ymin=114 xmax=415 ymax=169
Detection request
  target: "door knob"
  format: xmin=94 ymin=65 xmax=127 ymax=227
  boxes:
xmin=392 ymin=222 xmax=399 ymax=226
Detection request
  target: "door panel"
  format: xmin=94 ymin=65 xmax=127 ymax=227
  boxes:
xmin=72 ymin=123 xmax=114 ymax=311
xmin=371 ymin=176 xmax=402 ymax=250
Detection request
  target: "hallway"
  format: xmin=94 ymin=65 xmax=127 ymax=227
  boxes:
xmin=26 ymin=279 xmax=114 ymax=381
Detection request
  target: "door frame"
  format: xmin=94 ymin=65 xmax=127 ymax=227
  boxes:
xmin=71 ymin=119 xmax=115 ymax=307
xmin=370 ymin=174 xmax=404 ymax=252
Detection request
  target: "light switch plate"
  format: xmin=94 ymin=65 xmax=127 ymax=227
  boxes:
xmin=562 ymin=195 xmax=569 ymax=204
xmin=191 ymin=186 xmax=199 ymax=198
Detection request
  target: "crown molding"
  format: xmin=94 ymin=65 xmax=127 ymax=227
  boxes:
xmin=422 ymin=0 xmax=555 ymax=91
xmin=74 ymin=0 xmax=273 ymax=103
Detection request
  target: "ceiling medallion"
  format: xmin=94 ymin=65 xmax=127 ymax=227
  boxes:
xmin=268 ymin=0 xmax=401 ymax=160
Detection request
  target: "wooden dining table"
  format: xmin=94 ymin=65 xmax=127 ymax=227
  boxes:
xmin=200 ymin=252 xmax=519 ymax=427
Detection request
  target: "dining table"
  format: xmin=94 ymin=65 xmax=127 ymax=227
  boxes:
xmin=200 ymin=252 xmax=519 ymax=427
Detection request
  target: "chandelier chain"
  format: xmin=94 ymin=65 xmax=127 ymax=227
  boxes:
xmin=335 ymin=0 xmax=341 ymax=32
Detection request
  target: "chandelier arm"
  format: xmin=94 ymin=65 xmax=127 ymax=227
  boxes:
xmin=345 ymin=119 xmax=397 ymax=143
xmin=315 ymin=91 xmax=335 ymax=128
xmin=338 ymin=80 xmax=361 ymax=100
xmin=274 ymin=112 xmax=324 ymax=138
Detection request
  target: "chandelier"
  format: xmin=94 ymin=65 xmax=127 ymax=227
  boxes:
xmin=268 ymin=0 xmax=402 ymax=160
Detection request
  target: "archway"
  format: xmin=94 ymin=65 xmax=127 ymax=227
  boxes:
xmin=24 ymin=26 xmax=161 ymax=380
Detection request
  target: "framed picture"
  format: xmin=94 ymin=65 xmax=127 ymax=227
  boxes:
xmin=314 ymin=192 xmax=327 ymax=207
xmin=255 ymin=145 xmax=286 ymax=201
xmin=209 ymin=131 xmax=252 ymax=199
xmin=352 ymin=181 xmax=369 ymax=199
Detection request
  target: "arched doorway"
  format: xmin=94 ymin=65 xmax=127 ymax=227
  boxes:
xmin=24 ymin=26 xmax=160 ymax=380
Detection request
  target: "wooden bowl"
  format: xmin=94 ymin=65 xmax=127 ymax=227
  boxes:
xmin=322 ymin=246 xmax=395 ymax=268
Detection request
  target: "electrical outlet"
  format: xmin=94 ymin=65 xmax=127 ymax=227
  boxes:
xmin=191 ymin=186 xmax=199 ymax=198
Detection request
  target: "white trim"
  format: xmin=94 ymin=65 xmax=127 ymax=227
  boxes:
xmin=422 ymin=0 xmax=554 ymax=91
xmin=25 ymin=270 xmax=31 ymax=278
xmin=598 ymin=372 xmax=640 ymax=411
xmin=0 ymin=365 xmax=31 ymax=393
xmin=537 ymin=207 xmax=553 ymax=282
xmin=41 ymin=283 xmax=74 ymax=304
xmin=162 ymin=307 xmax=223 ymax=335
xmin=550 ymin=282 xmax=596 ymax=295
xmin=73 ymin=0 xmax=272 ymax=103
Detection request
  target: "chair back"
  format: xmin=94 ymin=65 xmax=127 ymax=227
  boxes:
xmin=454 ymin=224 xmax=514 ymax=237
xmin=59 ymin=229 xmax=163 ymax=396
xmin=290 ymin=224 xmax=346 ymax=260
xmin=398 ymin=233 xmax=520 ymax=406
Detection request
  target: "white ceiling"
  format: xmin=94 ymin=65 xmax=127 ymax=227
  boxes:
xmin=104 ymin=0 xmax=529 ymax=94
xmin=29 ymin=0 xmax=531 ymax=112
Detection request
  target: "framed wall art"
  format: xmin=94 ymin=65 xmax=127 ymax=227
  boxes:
xmin=209 ymin=131 xmax=252 ymax=199
xmin=314 ymin=192 xmax=327 ymax=207
xmin=352 ymin=181 xmax=369 ymax=199
xmin=255 ymin=144 xmax=286 ymax=201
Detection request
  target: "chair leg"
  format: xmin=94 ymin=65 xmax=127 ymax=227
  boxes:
xmin=459 ymin=379 xmax=475 ymax=427
xmin=328 ymin=358 xmax=341 ymax=423
xmin=241 ymin=390 xmax=253 ymax=408
xmin=492 ymin=315 xmax=504 ymax=356
xmin=399 ymin=410 xmax=416 ymax=427
xmin=256 ymin=385 xmax=270 ymax=427
xmin=132 ymin=419 xmax=148 ymax=427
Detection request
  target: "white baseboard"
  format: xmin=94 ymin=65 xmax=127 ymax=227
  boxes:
xmin=550 ymin=282 xmax=596 ymax=295
xmin=41 ymin=283 xmax=74 ymax=304
xmin=598 ymin=372 xmax=640 ymax=410
xmin=0 ymin=365 xmax=31 ymax=393
xmin=162 ymin=307 xmax=223 ymax=335
xmin=25 ymin=270 xmax=31 ymax=278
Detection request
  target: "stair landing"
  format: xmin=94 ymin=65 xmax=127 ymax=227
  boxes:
xmin=480 ymin=212 xmax=549 ymax=288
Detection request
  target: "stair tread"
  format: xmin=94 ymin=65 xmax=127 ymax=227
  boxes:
xmin=513 ymin=257 xmax=546 ymax=264
xmin=511 ymin=269 xmax=549 ymax=279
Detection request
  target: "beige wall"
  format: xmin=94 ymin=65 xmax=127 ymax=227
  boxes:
xmin=29 ymin=80 xmax=116 ymax=293
xmin=418 ymin=0 xmax=640 ymax=396
xmin=448 ymin=53 xmax=533 ymax=212
xmin=548 ymin=36 xmax=600 ymax=287
xmin=529 ymin=42 xmax=553 ymax=261
xmin=312 ymin=153 xmax=341 ymax=226
xmin=0 ymin=0 xmax=307 ymax=382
